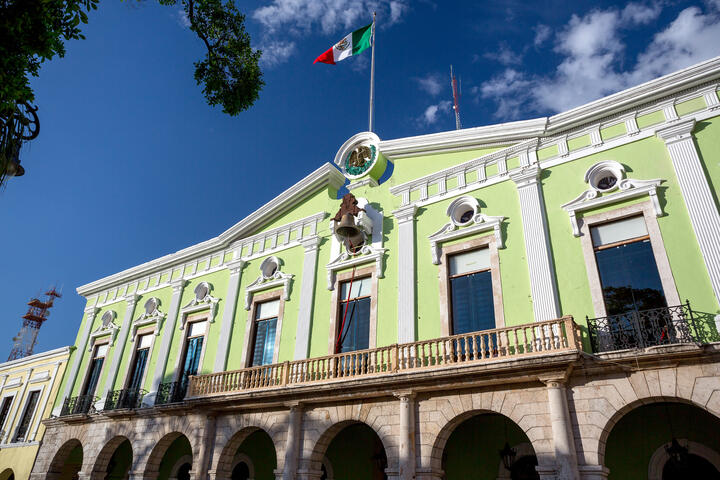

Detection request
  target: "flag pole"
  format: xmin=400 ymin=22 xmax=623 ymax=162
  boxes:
xmin=368 ymin=11 xmax=376 ymax=132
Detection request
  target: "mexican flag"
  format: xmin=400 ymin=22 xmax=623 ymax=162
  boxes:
xmin=314 ymin=23 xmax=373 ymax=65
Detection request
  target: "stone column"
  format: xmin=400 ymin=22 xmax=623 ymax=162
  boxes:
xmin=578 ymin=465 xmax=610 ymax=479
xmin=214 ymin=260 xmax=246 ymax=372
xmin=510 ymin=165 xmax=561 ymax=322
xmin=295 ymin=237 xmax=321 ymax=360
xmin=542 ymin=377 xmax=579 ymax=480
xmin=281 ymin=403 xmax=303 ymax=480
xmin=101 ymin=293 xmax=140 ymax=401
xmin=657 ymin=119 xmax=720 ymax=305
xmin=394 ymin=391 xmax=416 ymax=480
xmin=148 ymin=279 xmax=186 ymax=404
xmin=393 ymin=205 xmax=418 ymax=343
xmin=57 ymin=305 xmax=99 ymax=414
xmin=195 ymin=414 xmax=217 ymax=480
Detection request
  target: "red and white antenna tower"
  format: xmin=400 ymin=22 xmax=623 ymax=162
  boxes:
xmin=8 ymin=287 xmax=61 ymax=361
xmin=450 ymin=65 xmax=462 ymax=130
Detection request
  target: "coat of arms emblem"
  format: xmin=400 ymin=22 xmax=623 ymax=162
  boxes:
xmin=335 ymin=38 xmax=350 ymax=51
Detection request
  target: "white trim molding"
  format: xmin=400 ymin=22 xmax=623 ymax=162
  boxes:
xmin=428 ymin=211 xmax=505 ymax=265
xmin=132 ymin=297 xmax=166 ymax=341
xmin=294 ymin=236 xmax=322 ymax=360
xmin=326 ymin=245 xmax=387 ymax=291
xmin=393 ymin=204 xmax=418 ymax=344
xmin=244 ymin=268 xmax=294 ymax=310
xmin=562 ymin=161 xmax=664 ymax=237
xmin=179 ymin=282 xmax=220 ymax=329
xmin=657 ymin=118 xmax=720 ymax=305
xmin=87 ymin=310 xmax=119 ymax=351
xmin=213 ymin=259 xmax=246 ymax=372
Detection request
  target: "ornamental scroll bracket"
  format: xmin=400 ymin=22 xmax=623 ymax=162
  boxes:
xmin=179 ymin=281 xmax=219 ymax=329
xmin=427 ymin=213 xmax=505 ymax=265
xmin=88 ymin=310 xmax=120 ymax=351
xmin=131 ymin=297 xmax=166 ymax=341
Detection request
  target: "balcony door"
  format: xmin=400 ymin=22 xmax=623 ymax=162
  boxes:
xmin=336 ymin=277 xmax=371 ymax=353
xmin=449 ymin=248 xmax=495 ymax=335
xmin=127 ymin=333 xmax=152 ymax=391
xmin=178 ymin=320 xmax=207 ymax=389
xmin=82 ymin=343 xmax=108 ymax=397
xmin=591 ymin=216 xmax=667 ymax=315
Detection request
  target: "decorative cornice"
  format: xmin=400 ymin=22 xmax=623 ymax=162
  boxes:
xmin=171 ymin=279 xmax=187 ymax=294
xmin=510 ymin=165 xmax=541 ymax=189
xmin=226 ymin=259 xmax=246 ymax=275
xmin=0 ymin=346 xmax=71 ymax=372
xmin=326 ymin=245 xmax=387 ymax=290
xmin=562 ymin=178 xmax=664 ymax=236
xmin=392 ymin=205 xmax=418 ymax=224
xmin=300 ymin=235 xmax=322 ymax=252
xmin=76 ymin=165 xmax=343 ymax=297
xmin=428 ymin=214 xmax=505 ymax=265
xmin=656 ymin=119 xmax=696 ymax=144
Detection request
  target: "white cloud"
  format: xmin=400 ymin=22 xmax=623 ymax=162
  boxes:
xmin=253 ymin=0 xmax=408 ymax=35
xmin=419 ymin=100 xmax=451 ymax=125
xmin=480 ymin=2 xmax=720 ymax=118
xmin=484 ymin=43 xmax=522 ymax=66
xmin=533 ymin=24 xmax=552 ymax=47
xmin=416 ymin=74 xmax=443 ymax=96
xmin=177 ymin=9 xmax=191 ymax=28
xmin=259 ymin=41 xmax=298 ymax=68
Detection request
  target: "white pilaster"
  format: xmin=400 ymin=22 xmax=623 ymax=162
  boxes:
xmin=393 ymin=205 xmax=418 ymax=343
xmin=544 ymin=379 xmax=580 ymax=480
xmin=395 ymin=392 xmax=416 ymax=480
xmin=59 ymin=305 xmax=99 ymax=408
xmin=510 ymin=166 xmax=561 ymax=321
xmin=657 ymin=120 xmax=720 ymax=305
xmin=214 ymin=260 xmax=246 ymax=372
xmin=283 ymin=403 xmax=303 ymax=480
xmin=294 ymin=237 xmax=321 ymax=360
xmin=101 ymin=293 xmax=140 ymax=401
xmin=148 ymin=279 xmax=186 ymax=404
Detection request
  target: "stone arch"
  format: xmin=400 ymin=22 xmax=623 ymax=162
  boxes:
xmin=132 ymin=415 xmax=203 ymax=474
xmin=301 ymin=401 xmax=401 ymax=474
xmin=213 ymin=427 xmax=276 ymax=479
xmin=142 ymin=432 xmax=194 ymax=478
xmin=231 ymin=453 xmax=255 ymax=479
xmin=307 ymin=419 xmax=395 ymax=475
xmin=169 ymin=454 xmax=192 ymax=480
xmin=0 ymin=468 xmax=14 ymax=480
xmin=211 ymin=411 xmax=288 ymax=476
xmin=648 ymin=439 xmax=720 ymax=480
xmin=47 ymin=438 xmax=84 ymax=480
xmin=428 ymin=409 xmax=540 ymax=475
xmin=595 ymin=396 xmax=717 ymax=466
xmin=91 ymin=435 xmax=132 ymax=478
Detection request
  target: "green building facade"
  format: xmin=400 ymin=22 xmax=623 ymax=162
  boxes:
xmin=30 ymin=57 xmax=720 ymax=480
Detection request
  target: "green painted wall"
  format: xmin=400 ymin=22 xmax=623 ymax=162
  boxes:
xmin=235 ymin=430 xmax=277 ymax=480
xmin=158 ymin=436 xmax=192 ymax=480
xmin=389 ymin=146 xmax=507 ymax=186
xmin=443 ymin=413 xmax=532 ymax=480
xmin=605 ymin=402 xmax=720 ymax=480
xmin=601 ymin=123 xmax=626 ymax=141
xmin=325 ymin=423 xmax=386 ymax=480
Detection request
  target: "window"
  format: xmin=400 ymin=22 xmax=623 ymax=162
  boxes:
xmin=178 ymin=320 xmax=207 ymax=388
xmin=13 ymin=390 xmax=40 ymax=442
xmin=82 ymin=343 xmax=108 ymax=397
xmin=0 ymin=396 xmax=13 ymax=435
xmin=591 ymin=216 xmax=667 ymax=315
xmin=449 ymin=248 xmax=496 ymax=335
xmin=126 ymin=333 xmax=153 ymax=391
xmin=336 ymin=277 xmax=372 ymax=353
xmin=251 ymin=300 xmax=279 ymax=366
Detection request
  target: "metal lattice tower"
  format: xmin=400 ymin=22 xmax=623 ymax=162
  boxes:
xmin=450 ymin=65 xmax=462 ymax=130
xmin=8 ymin=287 xmax=61 ymax=361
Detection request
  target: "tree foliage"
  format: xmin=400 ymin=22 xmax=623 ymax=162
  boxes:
xmin=0 ymin=0 xmax=263 ymax=187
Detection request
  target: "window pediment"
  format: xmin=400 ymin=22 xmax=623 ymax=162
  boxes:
xmin=132 ymin=297 xmax=165 ymax=341
xmin=88 ymin=310 xmax=119 ymax=351
xmin=180 ymin=282 xmax=219 ymax=329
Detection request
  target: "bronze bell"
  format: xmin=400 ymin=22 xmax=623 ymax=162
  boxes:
xmin=336 ymin=213 xmax=361 ymax=238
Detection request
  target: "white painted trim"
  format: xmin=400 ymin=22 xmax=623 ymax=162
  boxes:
xmin=131 ymin=297 xmax=166 ymax=341
xmin=100 ymin=295 xmax=139 ymax=403
xmin=428 ymin=214 xmax=505 ymax=265
xmin=87 ymin=310 xmax=120 ymax=351
xmin=61 ymin=306 xmax=99 ymax=405
xmin=14 ymin=384 xmax=44 ymax=443
xmin=179 ymin=282 xmax=220 ymax=330
xmin=562 ymin=178 xmax=663 ymax=237
xmin=245 ymin=272 xmax=294 ymax=311
xmin=0 ymin=392 xmax=16 ymax=443
xmin=394 ymin=205 xmax=418 ymax=343
xmin=214 ymin=259 xmax=246 ymax=372
xmin=294 ymin=236 xmax=321 ymax=360
xmin=77 ymin=163 xmax=342 ymax=297
xmin=0 ymin=346 xmax=71 ymax=372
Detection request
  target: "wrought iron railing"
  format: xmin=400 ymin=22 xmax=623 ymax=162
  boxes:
xmin=587 ymin=302 xmax=700 ymax=353
xmin=103 ymin=388 xmax=147 ymax=411
xmin=155 ymin=381 xmax=187 ymax=405
xmin=60 ymin=394 xmax=98 ymax=416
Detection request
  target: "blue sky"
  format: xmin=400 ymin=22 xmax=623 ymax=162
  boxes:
xmin=1 ymin=0 xmax=719 ymax=360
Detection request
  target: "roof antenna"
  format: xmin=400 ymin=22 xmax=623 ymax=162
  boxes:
xmin=450 ymin=65 xmax=462 ymax=130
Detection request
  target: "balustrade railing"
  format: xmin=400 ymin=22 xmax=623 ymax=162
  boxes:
xmin=188 ymin=316 xmax=580 ymax=398
xmin=586 ymin=302 xmax=699 ymax=353
xmin=103 ymin=388 xmax=147 ymax=411
xmin=60 ymin=394 xmax=98 ymax=416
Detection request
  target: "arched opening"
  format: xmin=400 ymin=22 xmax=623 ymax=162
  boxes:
xmin=604 ymin=402 xmax=720 ymax=479
xmin=322 ymin=423 xmax=387 ymax=480
xmin=0 ymin=469 xmax=14 ymax=480
xmin=216 ymin=428 xmax=277 ymax=480
xmin=92 ymin=437 xmax=133 ymax=480
xmin=48 ymin=439 xmax=83 ymax=480
xmin=441 ymin=413 xmax=538 ymax=480
xmin=145 ymin=433 xmax=193 ymax=480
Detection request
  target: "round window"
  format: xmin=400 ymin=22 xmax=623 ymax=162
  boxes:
xmin=596 ymin=175 xmax=618 ymax=191
xmin=458 ymin=208 xmax=474 ymax=224
xmin=446 ymin=196 xmax=480 ymax=227
xmin=260 ymin=257 xmax=281 ymax=279
xmin=585 ymin=161 xmax=625 ymax=193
